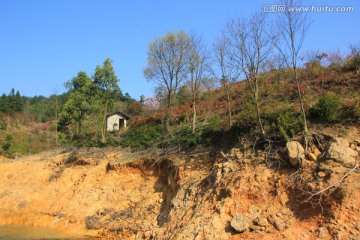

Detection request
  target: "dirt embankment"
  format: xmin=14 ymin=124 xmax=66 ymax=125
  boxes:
xmin=0 ymin=130 xmax=359 ymax=239
xmin=0 ymin=148 xmax=181 ymax=238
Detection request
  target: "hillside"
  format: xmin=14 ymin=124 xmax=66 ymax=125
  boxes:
xmin=0 ymin=113 xmax=57 ymax=158
xmin=0 ymin=62 xmax=359 ymax=240
xmin=134 ymin=66 xmax=359 ymax=126
xmin=119 ymin=66 xmax=359 ymax=154
xmin=1 ymin=65 xmax=359 ymax=158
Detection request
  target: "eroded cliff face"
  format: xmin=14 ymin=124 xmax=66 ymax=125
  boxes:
xmin=0 ymin=148 xmax=181 ymax=238
xmin=0 ymin=136 xmax=359 ymax=239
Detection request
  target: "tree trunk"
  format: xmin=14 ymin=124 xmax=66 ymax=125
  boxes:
xmin=294 ymin=68 xmax=309 ymax=134
xmin=253 ymin=81 xmax=265 ymax=137
xmin=76 ymin=121 xmax=81 ymax=135
xmin=225 ymin=86 xmax=232 ymax=128
xmin=79 ymin=121 xmax=82 ymax=136
xmin=101 ymin=100 xmax=108 ymax=143
xmin=255 ymin=97 xmax=265 ymax=137
xmin=192 ymin=96 xmax=196 ymax=134
xmin=164 ymin=92 xmax=172 ymax=133
xmin=55 ymin=94 xmax=58 ymax=148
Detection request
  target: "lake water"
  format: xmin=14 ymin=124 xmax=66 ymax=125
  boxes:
xmin=0 ymin=225 xmax=86 ymax=239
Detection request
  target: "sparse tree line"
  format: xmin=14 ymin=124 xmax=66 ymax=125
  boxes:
xmin=143 ymin=0 xmax=360 ymax=142
xmin=143 ymin=3 xmax=299 ymax=136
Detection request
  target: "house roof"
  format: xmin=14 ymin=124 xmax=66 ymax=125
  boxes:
xmin=106 ymin=111 xmax=130 ymax=120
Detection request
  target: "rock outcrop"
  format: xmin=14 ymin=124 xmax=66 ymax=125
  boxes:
xmin=230 ymin=214 xmax=249 ymax=233
xmin=286 ymin=141 xmax=305 ymax=167
xmin=327 ymin=138 xmax=358 ymax=166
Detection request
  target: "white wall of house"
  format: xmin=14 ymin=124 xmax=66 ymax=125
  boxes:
xmin=107 ymin=114 xmax=127 ymax=131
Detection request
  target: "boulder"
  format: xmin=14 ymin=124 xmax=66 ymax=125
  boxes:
xmin=312 ymin=146 xmax=322 ymax=158
xmin=327 ymin=138 xmax=358 ymax=166
xmin=286 ymin=141 xmax=305 ymax=167
xmin=317 ymin=171 xmax=326 ymax=178
xmin=230 ymin=214 xmax=249 ymax=233
xmin=274 ymin=219 xmax=285 ymax=231
xmin=143 ymin=231 xmax=152 ymax=239
xmin=302 ymin=159 xmax=316 ymax=168
xmin=223 ymin=161 xmax=234 ymax=173
xmin=350 ymin=142 xmax=357 ymax=150
xmin=308 ymin=152 xmax=317 ymax=161
xmin=254 ymin=217 xmax=268 ymax=227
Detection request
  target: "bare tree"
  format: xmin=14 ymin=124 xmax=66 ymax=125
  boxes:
xmin=325 ymin=49 xmax=345 ymax=67
xmin=212 ymin=34 xmax=241 ymax=128
xmin=348 ymin=42 xmax=360 ymax=73
xmin=349 ymin=42 xmax=360 ymax=57
xmin=266 ymin=52 xmax=288 ymax=86
xmin=187 ymin=33 xmax=211 ymax=133
xmin=144 ymin=31 xmax=191 ymax=133
xmin=304 ymin=50 xmax=327 ymax=66
xmin=275 ymin=0 xmax=311 ymax=136
xmin=226 ymin=13 xmax=273 ymax=137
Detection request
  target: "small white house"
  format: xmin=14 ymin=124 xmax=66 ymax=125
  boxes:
xmin=106 ymin=112 xmax=130 ymax=131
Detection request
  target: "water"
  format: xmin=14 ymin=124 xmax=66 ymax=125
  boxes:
xmin=0 ymin=225 xmax=86 ymax=240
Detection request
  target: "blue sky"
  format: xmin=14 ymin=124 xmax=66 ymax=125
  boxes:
xmin=1 ymin=0 xmax=359 ymax=99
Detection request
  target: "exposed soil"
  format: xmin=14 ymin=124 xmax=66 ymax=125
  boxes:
xmin=0 ymin=128 xmax=359 ymax=239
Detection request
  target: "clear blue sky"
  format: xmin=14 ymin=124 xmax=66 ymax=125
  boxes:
xmin=1 ymin=0 xmax=359 ymax=99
